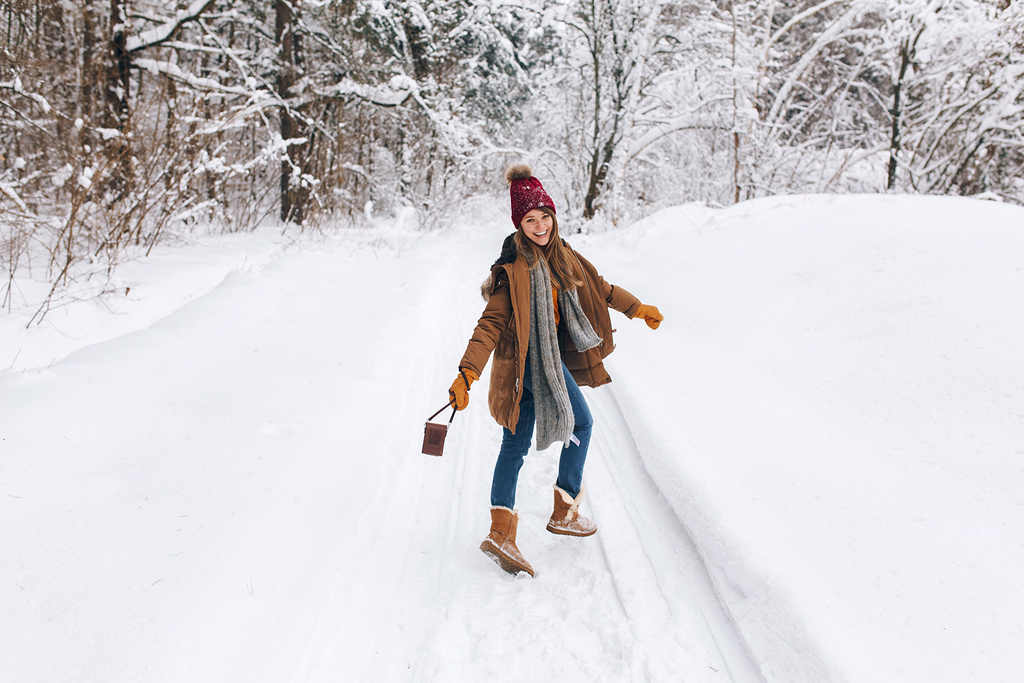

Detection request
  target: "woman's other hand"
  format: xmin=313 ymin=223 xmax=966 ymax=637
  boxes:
xmin=634 ymin=304 xmax=663 ymax=330
xmin=448 ymin=369 xmax=479 ymax=410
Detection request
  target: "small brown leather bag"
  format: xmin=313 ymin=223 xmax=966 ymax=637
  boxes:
xmin=422 ymin=403 xmax=456 ymax=456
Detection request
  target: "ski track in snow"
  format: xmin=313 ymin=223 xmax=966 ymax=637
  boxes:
xmin=0 ymin=207 xmax=761 ymax=680
xmin=284 ymin=222 xmax=762 ymax=681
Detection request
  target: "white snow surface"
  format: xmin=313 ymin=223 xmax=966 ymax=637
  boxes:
xmin=2 ymin=194 xmax=1022 ymax=682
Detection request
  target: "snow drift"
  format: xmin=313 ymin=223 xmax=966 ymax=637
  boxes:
xmin=2 ymin=193 xmax=1023 ymax=682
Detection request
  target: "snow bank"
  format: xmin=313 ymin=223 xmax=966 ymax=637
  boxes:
xmin=0 ymin=228 xmax=286 ymax=372
xmin=588 ymin=194 xmax=1024 ymax=682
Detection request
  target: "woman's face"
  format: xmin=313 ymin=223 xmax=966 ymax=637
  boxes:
xmin=521 ymin=209 xmax=553 ymax=246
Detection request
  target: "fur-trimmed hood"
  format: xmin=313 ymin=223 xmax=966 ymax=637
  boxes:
xmin=480 ymin=233 xmax=520 ymax=301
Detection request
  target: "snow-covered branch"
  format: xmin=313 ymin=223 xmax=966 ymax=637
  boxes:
xmin=134 ymin=58 xmax=261 ymax=98
xmin=763 ymin=7 xmax=862 ymax=133
xmin=311 ymin=76 xmax=418 ymax=109
xmin=125 ymin=0 xmax=216 ymax=54
xmin=0 ymin=179 xmax=28 ymax=211
xmin=759 ymin=0 xmax=853 ymax=64
xmin=0 ymin=77 xmax=52 ymax=113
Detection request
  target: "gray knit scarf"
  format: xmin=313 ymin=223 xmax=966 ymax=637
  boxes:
xmin=528 ymin=258 xmax=603 ymax=450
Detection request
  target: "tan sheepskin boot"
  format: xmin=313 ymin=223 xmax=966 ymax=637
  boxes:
xmin=546 ymin=485 xmax=597 ymax=536
xmin=479 ymin=506 xmax=535 ymax=577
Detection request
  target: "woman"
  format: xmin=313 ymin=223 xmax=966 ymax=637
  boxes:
xmin=449 ymin=164 xmax=663 ymax=577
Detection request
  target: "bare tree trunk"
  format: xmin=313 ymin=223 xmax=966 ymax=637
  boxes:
xmin=886 ymin=39 xmax=913 ymax=191
xmin=581 ymin=0 xmax=603 ymax=222
xmin=583 ymin=124 xmax=620 ymax=220
xmin=580 ymin=0 xmax=632 ymax=221
xmin=731 ymin=0 xmax=741 ymax=204
xmin=82 ymin=0 xmax=97 ymax=125
xmin=733 ymin=131 xmax=741 ymax=203
xmin=402 ymin=2 xmax=430 ymax=81
xmin=107 ymin=0 xmax=129 ymax=127
xmin=276 ymin=0 xmax=307 ymax=224
xmin=104 ymin=0 xmax=131 ymax=197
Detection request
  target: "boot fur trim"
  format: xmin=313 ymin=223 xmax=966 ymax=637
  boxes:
xmin=547 ymin=485 xmax=597 ymax=537
xmin=555 ymin=485 xmax=583 ymax=508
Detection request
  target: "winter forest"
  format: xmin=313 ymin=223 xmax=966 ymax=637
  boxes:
xmin=4 ymin=3 xmax=1024 ymax=681
xmin=2 ymin=0 xmax=1023 ymax=311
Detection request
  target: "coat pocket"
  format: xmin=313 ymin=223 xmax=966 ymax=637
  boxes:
xmin=488 ymin=353 xmax=518 ymax=430
xmin=494 ymin=318 xmax=516 ymax=359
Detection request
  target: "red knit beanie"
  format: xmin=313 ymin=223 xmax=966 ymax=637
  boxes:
xmin=506 ymin=164 xmax=556 ymax=229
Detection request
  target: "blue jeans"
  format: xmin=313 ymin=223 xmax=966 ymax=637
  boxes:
xmin=490 ymin=359 xmax=593 ymax=508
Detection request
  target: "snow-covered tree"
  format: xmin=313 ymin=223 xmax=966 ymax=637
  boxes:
xmin=3 ymin=0 xmax=1023 ymax=315
xmin=883 ymin=0 xmax=1024 ymax=200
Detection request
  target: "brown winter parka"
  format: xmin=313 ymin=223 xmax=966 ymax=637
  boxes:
xmin=458 ymin=234 xmax=641 ymax=433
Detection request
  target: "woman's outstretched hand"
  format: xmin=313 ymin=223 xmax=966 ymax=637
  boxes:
xmin=448 ymin=368 xmax=479 ymax=410
xmin=634 ymin=304 xmax=664 ymax=329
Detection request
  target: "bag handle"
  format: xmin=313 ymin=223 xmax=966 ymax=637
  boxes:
xmin=429 ymin=368 xmax=471 ymax=424
xmin=428 ymin=401 xmax=457 ymax=424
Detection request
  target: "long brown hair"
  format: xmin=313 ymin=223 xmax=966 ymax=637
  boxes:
xmin=513 ymin=209 xmax=584 ymax=290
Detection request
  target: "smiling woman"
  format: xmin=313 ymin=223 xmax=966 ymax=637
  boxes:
xmin=445 ymin=163 xmax=664 ymax=577
xmin=520 ymin=209 xmax=552 ymax=246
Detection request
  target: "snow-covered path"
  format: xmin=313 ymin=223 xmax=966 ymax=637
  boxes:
xmin=1 ymin=213 xmax=759 ymax=681
xmin=5 ymin=194 xmax=1023 ymax=682
xmin=275 ymin=222 xmax=762 ymax=681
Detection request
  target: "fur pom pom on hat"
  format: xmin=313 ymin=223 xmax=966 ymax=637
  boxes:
xmin=506 ymin=164 xmax=556 ymax=229
xmin=505 ymin=164 xmax=534 ymax=184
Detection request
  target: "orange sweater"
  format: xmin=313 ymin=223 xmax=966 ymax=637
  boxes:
xmin=552 ymin=281 xmax=560 ymax=326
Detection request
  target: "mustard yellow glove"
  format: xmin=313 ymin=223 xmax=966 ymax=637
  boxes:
xmin=448 ymin=369 xmax=479 ymax=410
xmin=634 ymin=304 xmax=663 ymax=329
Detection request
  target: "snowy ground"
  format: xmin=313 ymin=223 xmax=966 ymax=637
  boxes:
xmin=2 ymin=194 xmax=1022 ymax=682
